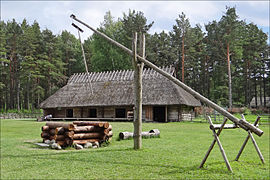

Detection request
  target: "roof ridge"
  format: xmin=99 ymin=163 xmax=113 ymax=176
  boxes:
xmin=68 ymin=66 xmax=175 ymax=84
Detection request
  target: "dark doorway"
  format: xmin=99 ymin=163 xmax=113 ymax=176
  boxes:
xmin=89 ymin=108 xmax=97 ymax=118
xmin=115 ymin=108 xmax=126 ymax=118
xmin=153 ymin=106 xmax=166 ymax=122
xmin=66 ymin=109 xmax=73 ymax=118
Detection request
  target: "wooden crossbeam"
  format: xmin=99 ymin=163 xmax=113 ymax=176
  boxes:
xmin=210 ymin=124 xmax=238 ymax=130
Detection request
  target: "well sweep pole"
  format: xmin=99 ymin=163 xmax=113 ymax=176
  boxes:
xmin=70 ymin=14 xmax=263 ymax=137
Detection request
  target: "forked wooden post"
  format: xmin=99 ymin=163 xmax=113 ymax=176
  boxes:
xmin=199 ymin=116 xmax=233 ymax=172
xmin=235 ymin=115 xmax=265 ymax=163
xmin=132 ymin=32 xmax=145 ymax=150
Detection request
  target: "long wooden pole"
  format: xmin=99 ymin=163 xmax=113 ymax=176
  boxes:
xmin=208 ymin=117 xmax=233 ymax=172
xmin=70 ymin=14 xmax=263 ymax=137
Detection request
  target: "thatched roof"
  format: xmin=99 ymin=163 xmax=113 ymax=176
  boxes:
xmin=40 ymin=66 xmax=201 ymax=108
xmin=250 ymin=97 xmax=270 ymax=108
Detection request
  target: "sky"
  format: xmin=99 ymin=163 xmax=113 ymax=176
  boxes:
xmin=1 ymin=1 xmax=269 ymax=41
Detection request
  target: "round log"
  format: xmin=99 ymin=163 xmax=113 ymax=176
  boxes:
xmin=73 ymin=132 xmax=103 ymax=140
xmin=104 ymin=125 xmax=113 ymax=135
xmin=108 ymin=130 xmax=113 ymax=137
xmin=65 ymin=131 xmax=75 ymax=138
xmin=65 ymin=138 xmax=73 ymax=146
xmin=46 ymin=122 xmax=75 ymax=130
xmin=119 ymin=132 xmax=133 ymax=140
xmin=41 ymin=126 xmax=50 ymax=131
xmin=149 ymin=129 xmax=160 ymax=136
xmin=107 ymin=125 xmax=112 ymax=131
xmin=54 ymin=135 xmax=66 ymax=141
xmin=74 ymin=126 xmax=103 ymax=133
xmin=73 ymin=121 xmax=109 ymax=128
xmin=55 ymin=127 xmax=65 ymax=135
xmin=41 ymin=132 xmax=50 ymax=138
xmin=49 ymin=128 xmax=56 ymax=135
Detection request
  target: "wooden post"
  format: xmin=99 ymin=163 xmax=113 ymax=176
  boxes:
xmin=132 ymin=33 xmax=145 ymax=150
xmin=199 ymin=117 xmax=228 ymax=168
xmin=132 ymin=32 xmax=141 ymax=149
xmin=70 ymin=14 xmax=263 ymax=137
xmin=208 ymin=116 xmax=232 ymax=172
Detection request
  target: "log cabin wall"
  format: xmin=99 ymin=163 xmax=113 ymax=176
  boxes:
xmin=73 ymin=108 xmax=81 ymax=118
xmin=43 ymin=108 xmax=66 ymax=118
xmin=44 ymin=105 xmax=195 ymax=121
xmin=103 ymin=107 xmax=115 ymax=118
xmin=180 ymin=105 xmax=195 ymax=121
xmin=168 ymin=105 xmax=180 ymax=122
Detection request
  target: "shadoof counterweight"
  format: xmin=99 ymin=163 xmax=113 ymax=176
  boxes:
xmin=70 ymin=14 xmax=263 ymax=137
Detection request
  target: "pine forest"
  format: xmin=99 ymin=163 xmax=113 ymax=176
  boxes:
xmin=0 ymin=7 xmax=269 ymax=112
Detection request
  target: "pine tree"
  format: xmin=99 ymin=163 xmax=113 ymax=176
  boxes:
xmin=172 ymin=12 xmax=191 ymax=82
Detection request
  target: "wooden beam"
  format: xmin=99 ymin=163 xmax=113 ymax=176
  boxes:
xmin=70 ymin=14 xmax=263 ymax=137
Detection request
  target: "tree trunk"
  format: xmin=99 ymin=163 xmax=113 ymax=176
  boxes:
xmin=245 ymin=61 xmax=249 ymax=106
xmin=259 ymin=76 xmax=262 ymax=107
xmin=254 ymin=77 xmax=257 ymax=108
xmin=263 ymin=73 xmax=266 ymax=107
xmin=227 ymin=43 xmax=232 ymax=110
xmin=17 ymin=79 xmax=20 ymax=111
xmin=181 ymin=36 xmax=185 ymax=83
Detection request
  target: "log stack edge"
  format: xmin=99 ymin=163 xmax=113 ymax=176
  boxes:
xmin=41 ymin=121 xmax=113 ymax=148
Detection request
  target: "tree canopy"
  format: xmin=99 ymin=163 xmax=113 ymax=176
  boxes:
xmin=0 ymin=7 xmax=269 ymax=112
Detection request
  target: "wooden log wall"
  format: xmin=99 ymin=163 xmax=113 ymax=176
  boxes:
xmin=41 ymin=121 xmax=113 ymax=147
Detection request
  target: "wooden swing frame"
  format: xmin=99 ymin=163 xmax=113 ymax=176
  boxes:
xmin=199 ymin=115 xmax=264 ymax=172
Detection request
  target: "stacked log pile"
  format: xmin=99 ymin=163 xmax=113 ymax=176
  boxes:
xmin=72 ymin=121 xmax=113 ymax=145
xmin=41 ymin=121 xmax=112 ymax=148
xmin=41 ymin=122 xmax=75 ymax=147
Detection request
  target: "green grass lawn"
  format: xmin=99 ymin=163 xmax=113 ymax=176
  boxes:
xmin=1 ymin=118 xmax=269 ymax=179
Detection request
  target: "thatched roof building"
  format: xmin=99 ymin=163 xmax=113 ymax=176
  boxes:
xmin=40 ymin=67 xmax=201 ymax=122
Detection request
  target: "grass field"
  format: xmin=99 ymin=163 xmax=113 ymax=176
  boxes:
xmin=1 ymin=118 xmax=269 ymax=179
